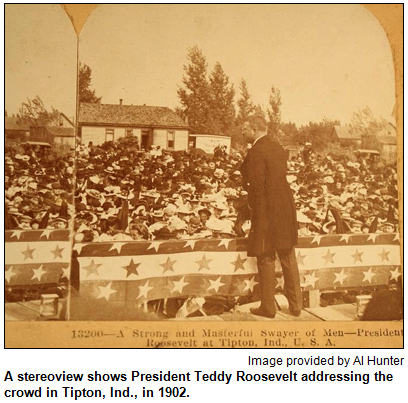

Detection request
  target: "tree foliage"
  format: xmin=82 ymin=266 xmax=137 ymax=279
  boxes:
xmin=177 ymin=46 xmax=211 ymax=134
xmin=267 ymin=86 xmax=282 ymax=138
xmin=16 ymin=96 xmax=60 ymax=127
xmin=79 ymin=63 xmax=102 ymax=104
xmin=236 ymin=79 xmax=255 ymax=124
xmin=297 ymin=118 xmax=340 ymax=150
xmin=208 ymin=62 xmax=235 ymax=134
xmin=349 ymin=107 xmax=388 ymax=137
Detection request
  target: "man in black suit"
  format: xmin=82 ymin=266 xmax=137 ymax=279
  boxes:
xmin=240 ymin=115 xmax=303 ymax=318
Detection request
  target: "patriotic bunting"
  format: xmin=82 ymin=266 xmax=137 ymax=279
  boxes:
xmin=75 ymin=233 xmax=401 ymax=304
xmin=5 ymin=230 xmax=71 ymax=287
xmin=5 ymin=231 xmax=401 ymax=305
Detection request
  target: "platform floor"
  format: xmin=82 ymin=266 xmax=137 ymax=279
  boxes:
xmin=5 ymin=299 xmax=357 ymax=322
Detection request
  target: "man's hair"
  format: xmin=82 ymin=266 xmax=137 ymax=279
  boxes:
xmin=246 ymin=115 xmax=267 ymax=132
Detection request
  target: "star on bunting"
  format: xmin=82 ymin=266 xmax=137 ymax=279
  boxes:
xmin=61 ymin=266 xmax=70 ymax=279
xmin=10 ymin=230 xmax=23 ymax=240
xmin=393 ymin=233 xmax=400 ymax=242
xmin=138 ymin=280 xmax=153 ymax=299
xmin=82 ymin=259 xmax=102 ymax=278
xmin=389 ymin=267 xmax=401 ymax=281
xmin=5 ymin=267 xmax=16 ymax=283
xmin=196 ymin=254 xmax=212 ymax=271
xmin=73 ymin=243 xmax=86 ymax=254
xmin=362 ymin=267 xmax=376 ymax=283
xmin=122 ymin=259 xmax=140 ymax=278
xmin=97 ymin=282 xmax=117 ymax=301
xmin=311 ymin=235 xmax=322 ymax=245
xmin=378 ymin=248 xmax=390 ymax=262
xmin=367 ymin=234 xmax=378 ymax=243
xmin=21 ymin=244 xmax=35 ymax=260
xmin=172 ymin=276 xmax=189 ymax=294
xmin=31 ymin=265 xmax=46 ymax=281
xmin=339 ymin=234 xmax=351 ymax=244
xmin=51 ymin=244 xmax=64 ymax=259
xmin=40 ymin=229 xmax=53 ymax=240
xmin=296 ymin=251 xmax=307 ymax=266
xmin=243 ymin=276 xmax=258 ymax=293
xmin=322 ymin=249 xmax=335 ymax=265
xmin=160 ymin=257 xmax=176 ymax=274
xmin=147 ymin=241 xmax=162 ymax=252
xmin=218 ymin=239 xmax=232 ymax=249
xmin=109 ymin=242 xmax=124 ymax=253
xmin=208 ymin=277 xmax=225 ymax=292
xmin=183 ymin=239 xmax=197 ymax=250
xmin=276 ymin=276 xmax=284 ymax=290
xmin=333 ymin=269 xmax=348 ymax=286
xmin=351 ymin=249 xmax=364 ymax=263
xmin=231 ymin=254 xmax=247 ymax=272
xmin=303 ymin=271 xmax=318 ymax=288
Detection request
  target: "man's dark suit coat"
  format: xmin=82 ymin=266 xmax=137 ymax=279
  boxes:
xmin=240 ymin=135 xmax=298 ymax=257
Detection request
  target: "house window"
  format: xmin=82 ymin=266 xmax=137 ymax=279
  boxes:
xmin=126 ymin=129 xmax=133 ymax=137
xmin=105 ymin=128 xmax=114 ymax=142
xmin=167 ymin=131 xmax=175 ymax=149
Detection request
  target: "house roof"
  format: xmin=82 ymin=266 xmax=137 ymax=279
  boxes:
xmin=59 ymin=113 xmax=74 ymax=127
xmin=332 ymin=125 xmax=361 ymax=140
xmin=79 ymin=103 xmax=188 ymax=128
xmin=47 ymin=127 xmax=75 ymax=137
xmin=5 ymin=117 xmax=30 ymax=131
xmin=378 ymin=136 xmax=397 ymax=146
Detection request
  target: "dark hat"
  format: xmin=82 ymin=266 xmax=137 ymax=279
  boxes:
xmin=198 ymin=208 xmax=211 ymax=217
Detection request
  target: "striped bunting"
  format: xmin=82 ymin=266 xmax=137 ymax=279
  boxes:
xmin=75 ymin=233 xmax=401 ymax=303
xmin=5 ymin=230 xmax=71 ymax=286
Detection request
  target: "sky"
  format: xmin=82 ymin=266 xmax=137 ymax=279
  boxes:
xmin=5 ymin=4 xmax=395 ymax=127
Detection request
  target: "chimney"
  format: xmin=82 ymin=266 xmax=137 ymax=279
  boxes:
xmin=119 ymin=99 xmax=123 ymax=106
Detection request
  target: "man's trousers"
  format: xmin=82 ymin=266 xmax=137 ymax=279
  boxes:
xmin=257 ymin=247 xmax=303 ymax=315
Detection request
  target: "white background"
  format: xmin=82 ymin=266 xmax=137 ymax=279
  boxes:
xmin=1 ymin=348 xmax=406 ymax=401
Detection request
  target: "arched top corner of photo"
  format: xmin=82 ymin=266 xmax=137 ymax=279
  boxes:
xmin=60 ymin=4 xmax=99 ymax=38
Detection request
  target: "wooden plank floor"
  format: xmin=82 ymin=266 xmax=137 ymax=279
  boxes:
xmin=171 ymin=302 xmax=357 ymax=321
xmin=5 ymin=300 xmax=357 ymax=322
xmin=226 ymin=301 xmax=318 ymax=321
xmin=5 ymin=300 xmax=65 ymax=321
xmin=5 ymin=301 xmax=41 ymax=321
xmin=305 ymin=304 xmax=357 ymax=321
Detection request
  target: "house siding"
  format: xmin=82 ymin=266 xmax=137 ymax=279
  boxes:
xmin=152 ymin=129 xmax=188 ymax=151
xmin=54 ymin=136 xmax=75 ymax=147
xmin=81 ymin=126 xmax=106 ymax=146
xmin=152 ymin=129 xmax=168 ymax=149
xmin=81 ymin=125 xmax=186 ymax=150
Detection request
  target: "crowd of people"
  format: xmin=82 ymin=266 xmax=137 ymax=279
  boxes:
xmin=5 ymin=143 xmax=74 ymax=231
xmin=5 ymin=137 xmax=399 ymax=241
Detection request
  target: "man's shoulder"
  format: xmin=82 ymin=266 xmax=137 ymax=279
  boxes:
xmin=253 ymin=135 xmax=284 ymax=153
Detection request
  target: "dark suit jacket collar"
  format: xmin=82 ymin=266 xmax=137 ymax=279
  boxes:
xmin=251 ymin=134 xmax=270 ymax=151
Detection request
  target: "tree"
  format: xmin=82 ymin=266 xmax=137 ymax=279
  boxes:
xmin=281 ymin=122 xmax=298 ymax=144
xmin=208 ymin=62 xmax=235 ymax=135
xmin=16 ymin=96 xmax=60 ymax=127
xmin=79 ymin=63 xmax=102 ymax=104
xmin=267 ymin=86 xmax=282 ymax=138
xmin=349 ymin=107 xmax=389 ymax=137
xmin=349 ymin=107 xmax=391 ymax=152
xmin=236 ymin=79 xmax=255 ymax=124
xmin=297 ymin=118 xmax=340 ymax=150
xmin=177 ymin=46 xmax=211 ymax=134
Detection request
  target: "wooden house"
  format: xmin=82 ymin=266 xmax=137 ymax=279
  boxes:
xmin=78 ymin=101 xmax=189 ymax=151
xmin=331 ymin=125 xmax=362 ymax=147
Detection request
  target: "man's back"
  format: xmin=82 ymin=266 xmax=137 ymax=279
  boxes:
xmin=240 ymin=135 xmax=297 ymax=256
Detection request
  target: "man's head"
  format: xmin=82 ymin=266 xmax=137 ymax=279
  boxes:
xmin=242 ymin=115 xmax=267 ymax=144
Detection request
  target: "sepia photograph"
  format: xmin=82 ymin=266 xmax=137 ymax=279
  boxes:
xmin=4 ymin=4 xmax=402 ymax=347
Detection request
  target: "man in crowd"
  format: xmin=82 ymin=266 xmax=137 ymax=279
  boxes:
xmin=240 ymin=115 xmax=303 ymax=318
